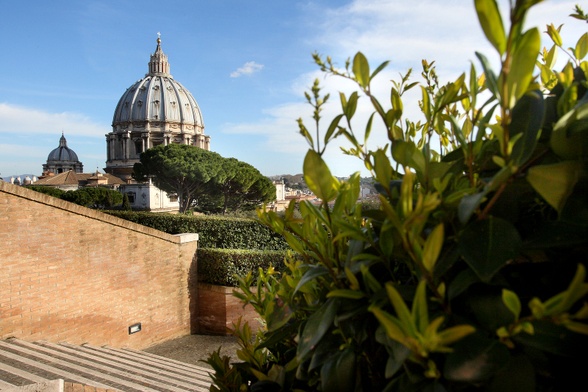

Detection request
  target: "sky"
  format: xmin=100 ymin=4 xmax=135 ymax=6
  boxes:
xmin=0 ymin=0 xmax=585 ymax=179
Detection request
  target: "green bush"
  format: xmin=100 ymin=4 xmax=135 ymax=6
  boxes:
xmin=205 ymin=2 xmax=588 ymax=391
xmin=61 ymin=187 xmax=123 ymax=209
xmin=25 ymin=185 xmax=122 ymax=209
xmin=106 ymin=210 xmax=289 ymax=250
xmin=25 ymin=185 xmax=66 ymax=199
xmin=197 ymin=248 xmax=291 ymax=286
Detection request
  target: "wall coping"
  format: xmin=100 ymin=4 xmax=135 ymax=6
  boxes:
xmin=1 ymin=181 xmax=197 ymax=245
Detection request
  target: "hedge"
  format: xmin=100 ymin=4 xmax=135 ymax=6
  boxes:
xmin=197 ymin=248 xmax=292 ymax=287
xmin=106 ymin=211 xmax=289 ymax=250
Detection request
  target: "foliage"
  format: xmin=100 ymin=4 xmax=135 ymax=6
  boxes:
xmin=26 ymin=185 xmax=123 ymax=209
xmin=105 ymin=211 xmax=290 ymax=250
xmin=133 ymin=144 xmax=275 ymax=214
xmin=25 ymin=185 xmax=66 ymax=199
xmin=133 ymin=143 xmax=224 ymax=213
xmin=198 ymin=158 xmax=276 ymax=214
xmin=205 ymin=2 xmax=588 ymax=391
xmin=121 ymin=192 xmax=132 ymax=210
xmin=60 ymin=187 xmax=123 ymax=209
xmin=197 ymin=248 xmax=292 ymax=286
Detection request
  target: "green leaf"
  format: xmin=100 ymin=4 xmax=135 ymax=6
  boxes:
xmin=422 ymin=223 xmax=444 ymax=272
xmin=327 ymin=289 xmax=366 ymax=300
xmin=370 ymin=306 xmax=407 ymax=344
xmin=385 ymin=283 xmax=417 ymax=337
xmin=558 ymin=264 xmax=588 ymax=313
xmin=474 ymin=0 xmax=506 ymax=55
xmin=371 ymin=60 xmax=390 ymax=80
xmin=294 ymin=265 xmax=329 ymax=294
xmin=502 ymin=289 xmax=521 ymax=321
xmin=509 ymin=90 xmax=544 ymax=165
xmin=266 ymin=298 xmax=294 ymax=332
xmin=527 ymin=161 xmax=583 ymax=213
xmin=436 ymin=325 xmax=476 ymax=347
xmin=303 ymin=150 xmax=339 ymax=201
xmin=507 ymin=28 xmax=541 ymax=105
xmin=412 ymin=280 xmax=429 ymax=334
xmin=344 ymin=91 xmax=359 ymax=120
xmin=546 ymin=23 xmax=563 ymax=47
xmin=324 ymin=114 xmax=344 ymax=146
xmin=364 ymin=112 xmax=375 ymax=143
xmin=297 ymin=298 xmax=338 ymax=359
xmin=320 ymin=348 xmax=356 ymax=392
xmin=458 ymin=217 xmax=522 ymax=282
xmin=353 ymin=52 xmax=370 ymax=89
xmin=575 ymin=32 xmax=588 ymax=60
xmin=373 ymin=149 xmax=393 ymax=191
xmin=475 ymin=52 xmax=500 ymax=100
xmin=550 ymin=101 xmax=588 ymax=160
xmin=392 ymin=140 xmax=425 ymax=174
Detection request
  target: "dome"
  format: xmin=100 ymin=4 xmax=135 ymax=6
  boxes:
xmin=47 ymin=133 xmax=79 ymax=162
xmin=111 ymin=37 xmax=204 ymax=133
xmin=105 ymin=37 xmax=210 ymax=181
xmin=43 ymin=133 xmax=84 ymax=174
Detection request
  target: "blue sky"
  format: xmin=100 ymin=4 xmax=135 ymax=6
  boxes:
xmin=0 ymin=0 xmax=585 ymax=179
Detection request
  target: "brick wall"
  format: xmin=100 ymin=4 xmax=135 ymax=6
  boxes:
xmin=0 ymin=181 xmax=198 ymax=349
xmin=195 ymin=283 xmax=262 ymax=335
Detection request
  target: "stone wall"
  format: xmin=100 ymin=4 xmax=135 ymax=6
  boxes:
xmin=0 ymin=181 xmax=198 ymax=349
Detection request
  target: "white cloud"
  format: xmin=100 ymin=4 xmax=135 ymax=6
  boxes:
xmin=230 ymin=61 xmax=264 ymax=78
xmin=0 ymin=103 xmax=107 ymax=137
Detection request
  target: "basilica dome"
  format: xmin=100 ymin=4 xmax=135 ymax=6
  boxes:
xmin=105 ymin=37 xmax=210 ymax=180
xmin=112 ymin=39 xmax=204 ymax=131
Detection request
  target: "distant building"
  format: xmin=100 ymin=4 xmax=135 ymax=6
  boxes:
xmin=34 ymin=170 xmax=125 ymax=191
xmin=104 ymin=36 xmax=211 ymax=211
xmin=43 ymin=133 xmax=84 ymax=175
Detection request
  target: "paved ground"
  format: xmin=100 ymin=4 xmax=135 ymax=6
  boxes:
xmin=145 ymin=334 xmax=241 ymax=368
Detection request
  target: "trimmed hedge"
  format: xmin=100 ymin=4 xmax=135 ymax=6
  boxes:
xmin=106 ymin=211 xmax=293 ymax=285
xmin=106 ymin=211 xmax=289 ymax=250
xmin=197 ymin=248 xmax=291 ymax=287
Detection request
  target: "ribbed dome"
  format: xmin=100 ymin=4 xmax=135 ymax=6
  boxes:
xmin=112 ymin=38 xmax=204 ymax=131
xmin=47 ymin=133 xmax=79 ymax=162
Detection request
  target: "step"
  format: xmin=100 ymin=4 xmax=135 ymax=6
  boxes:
xmin=0 ymin=339 xmax=213 ymax=392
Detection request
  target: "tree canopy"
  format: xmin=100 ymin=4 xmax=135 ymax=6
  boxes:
xmin=204 ymin=158 xmax=276 ymax=214
xmin=133 ymin=144 xmax=275 ymax=213
xmin=133 ymin=144 xmax=223 ymax=213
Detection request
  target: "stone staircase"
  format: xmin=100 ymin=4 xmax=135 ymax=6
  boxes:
xmin=0 ymin=339 xmax=213 ymax=391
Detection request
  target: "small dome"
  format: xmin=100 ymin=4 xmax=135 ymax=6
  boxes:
xmin=47 ymin=134 xmax=79 ymax=162
xmin=43 ymin=133 xmax=84 ymax=174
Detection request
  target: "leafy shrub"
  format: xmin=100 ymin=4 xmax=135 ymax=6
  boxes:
xmin=26 ymin=185 xmax=122 ymax=209
xmin=197 ymin=248 xmax=291 ymax=286
xmin=205 ymin=2 xmax=588 ymax=391
xmin=61 ymin=187 xmax=123 ymax=209
xmin=106 ymin=211 xmax=289 ymax=250
xmin=25 ymin=185 xmax=66 ymax=199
